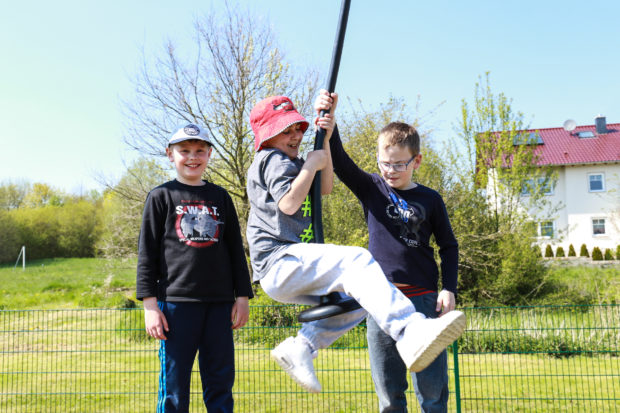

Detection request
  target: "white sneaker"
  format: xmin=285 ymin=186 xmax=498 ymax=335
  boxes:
xmin=271 ymin=337 xmax=321 ymax=393
xmin=396 ymin=310 xmax=466 ymax=372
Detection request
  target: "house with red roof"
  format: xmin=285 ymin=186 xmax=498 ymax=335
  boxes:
xmin=519 ymin=116 xmax=619 ymax=255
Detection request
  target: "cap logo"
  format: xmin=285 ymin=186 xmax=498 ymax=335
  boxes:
xmin=184 ymin=124 xmax=200 ymax=136
xmin=273 ymin=101 xmax=294 ymax=112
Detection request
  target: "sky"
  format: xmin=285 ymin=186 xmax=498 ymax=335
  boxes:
xmin=1 ymin=0 xmax=619 ymax=194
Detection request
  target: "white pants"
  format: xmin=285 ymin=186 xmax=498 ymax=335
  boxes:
xmin=260 ymin=243 xmax=419 ymax=353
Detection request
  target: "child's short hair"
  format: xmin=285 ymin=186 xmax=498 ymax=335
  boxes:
xmin=378 ymin=122 xmax=420 ymax=156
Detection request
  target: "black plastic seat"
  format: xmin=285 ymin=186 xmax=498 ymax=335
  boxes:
xmin=297 ymin=292 xmax=362 ymax=322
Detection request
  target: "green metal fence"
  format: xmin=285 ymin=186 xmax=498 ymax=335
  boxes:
xmin=1 ymin=304 xmax=618 ymax=412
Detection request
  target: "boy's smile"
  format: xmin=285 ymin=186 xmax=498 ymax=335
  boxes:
xmin=166 ymin=140 xmax=212 ymax=185
xmin=263 ymin=123 xmax=304 ymax=159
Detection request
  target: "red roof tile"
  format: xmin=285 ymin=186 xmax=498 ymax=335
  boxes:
xmin=528 ymin=122 xmax=620 ymax=166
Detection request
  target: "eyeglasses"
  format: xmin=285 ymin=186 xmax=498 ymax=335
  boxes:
xmin=377 ymin=156 xmax=415 ymax=172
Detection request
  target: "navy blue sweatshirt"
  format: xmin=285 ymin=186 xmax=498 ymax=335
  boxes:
xmin=329 ymin=128 xmax=458 ymax=293
xmin=136 ymin=179 xmax=253 ymax=302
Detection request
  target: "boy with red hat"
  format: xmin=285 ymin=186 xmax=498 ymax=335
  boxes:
xmin=245 ymin=94 xmax=466 ymax=394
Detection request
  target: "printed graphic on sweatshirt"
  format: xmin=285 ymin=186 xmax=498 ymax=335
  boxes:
xmin=175 ymin=202 xmax=223 ymax=248
xmin=385 ymin=194 xmax=426 ymax=248
xmin=300 ymin=195 xmax=314 ymax=243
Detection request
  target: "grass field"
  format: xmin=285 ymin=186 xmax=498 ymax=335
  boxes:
xmin=1 ymin=306 xmax=617 ymax=412
xmin=1 ymin=257 xmax=618 ymax=310
xmin=0 ymin=258 xmax=136 ymax=309
xmin=0 ymin=258 xmax=618 ymax=411
xmin=1 ymin=304 xmax=618 ymax=412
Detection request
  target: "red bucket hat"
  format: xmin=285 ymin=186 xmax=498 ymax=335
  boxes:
xmin=250 ymin=96 xmax=309 ymax=151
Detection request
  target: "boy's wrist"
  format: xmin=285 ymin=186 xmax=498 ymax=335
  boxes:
xmin=143 ymin=297 xmax=158 ymax=310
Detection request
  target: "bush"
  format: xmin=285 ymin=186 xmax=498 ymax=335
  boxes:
xmin=616 ymin=245 xmax=620 ymax=260
xmin=604 ymin=248 xmax=614 ymax=260
xmin=568 ymin=244 xmax=576 ymax=257
xmin=531 ymin=244 xmax=542 ymax=257
xmin=556 ymin=246 xmax=565 ymax=257
xmin=580 ymin=244 xmax=589 ymax=257
xmin=545 ymin=244 xmax=554 ymax=258
xmin=591 ymin=247 xmax=603 ymax=261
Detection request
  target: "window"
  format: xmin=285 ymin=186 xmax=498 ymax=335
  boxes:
xmin=577 ymin=131 xmax=595 ymax=139
xmin=592 ymin=219 xmax=606 ymax=235
xmin=521 ymin=177 xmax=554 ymax=196
xmin=588 ymin=173 xmax=605 ymax=192
xmin=513 ymin=132 xmax=543 ymax=145
xmin=539 ymin=221 xmax=555 ymax=238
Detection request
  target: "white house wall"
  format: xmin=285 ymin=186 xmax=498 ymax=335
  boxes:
xmin=537 ymin=163 xmax=620 ymax=254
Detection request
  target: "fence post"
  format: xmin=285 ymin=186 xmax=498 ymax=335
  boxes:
xmin=452 ymin=340 xmax=462 ymax=413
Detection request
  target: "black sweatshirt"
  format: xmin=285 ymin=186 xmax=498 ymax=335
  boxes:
xmin=330 ymin=129 xmax=459 ymax=293
xmin=136 ymin=180 xmax=253 ymax=302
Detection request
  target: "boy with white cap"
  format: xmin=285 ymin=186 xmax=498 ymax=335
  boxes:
xmin=245 ymin=94 xmax=466 ymax=394
xmin=137 ymin=123 xmax=254 ymax=412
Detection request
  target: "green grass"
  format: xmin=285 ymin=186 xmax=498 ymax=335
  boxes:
xmin=0 ymin=258 xmax=618 ymax=411
xmin=1 ymin=257 xmax=618 ymax=310
xmin=545 ymin=261 xmax=620 ymax=304
xmin=1 ymin=308 xmax=617 ymax=412
xmin=0 ymin=258 xmax=137 ymax=309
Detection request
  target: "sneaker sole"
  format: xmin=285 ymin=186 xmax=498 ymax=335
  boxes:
xmin=270 ymin=349 xmax=322 ymax=393
xmin=408 ymin=311 xmax=466 ymax=373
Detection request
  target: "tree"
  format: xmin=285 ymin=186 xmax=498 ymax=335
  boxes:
xmin=568 ymin=244 xmax=576 ymax=257
xmin=454 ymin=72 xmax=555 ymax=233
xmin=122 ymin=4 xmax=319 ymax=228
xmin=545 ymin=245 xmax=554 ymax=258
xmin=22 ymin=183 xmax=65 ymax=208
xmin=580 ymin=244 xmax=589 ymax=257
xmin=96 ymin=158 xmax=170 ymax=258
xmin=0 ymin=180 xmax=30 ymax=210
xmin=444 ymin=73 xmax=552 ymax=305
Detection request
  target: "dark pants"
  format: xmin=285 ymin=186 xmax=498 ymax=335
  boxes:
xmin=367 ymin=292 xmax=449 ymax=413
xmin=157 ymin=301 xmax=235 ymax=413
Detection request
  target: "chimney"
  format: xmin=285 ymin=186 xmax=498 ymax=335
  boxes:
xmin=595 ymin=115 xmax=607 ymax=134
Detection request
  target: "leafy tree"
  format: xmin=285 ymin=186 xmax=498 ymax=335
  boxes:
xmin=580 ymin=244 xmax=589 ymax=257
xmin=96 ymin=158 xmax=170 ymax=258
xmin=567 ymin=244 xmax=576 ymax=257
xmin=0 ymin=180 xmax=30 ymax=210
xmin=545 ymin=244 xmax=554 ymax=258
xmin=21 ymin=183 xmax=65 ymax=208
xmin=7 ymin=200 xmax=101 ymax=261
xmin=0 ymin=210 xmax=21 ymax=262
xmin=455 ymin=72 xmax=555 ymax=233
xmin=445 ymin=73 xmax=550 ymax=305
xmin=122 ymin=4 xmax=319 ymax=229
xmin=603 ymin=248 xmax=614 ymax=260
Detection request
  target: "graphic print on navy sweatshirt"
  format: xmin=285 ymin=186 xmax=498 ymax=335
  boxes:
xmin=385 ymin=194 xmax=426 ymax=248
xmin=175 ymin=200 xmax=223 ymax=248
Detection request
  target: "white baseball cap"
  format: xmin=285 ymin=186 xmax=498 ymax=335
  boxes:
xmin=168 ymin=123 xmax=213 ymax=146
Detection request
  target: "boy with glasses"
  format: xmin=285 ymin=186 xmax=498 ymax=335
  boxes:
xmin=246 ymin=92 xmax=465 ymax=395
xmin=320 ymin=90 xmax=459 ymax=412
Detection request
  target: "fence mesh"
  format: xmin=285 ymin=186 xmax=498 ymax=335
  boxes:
xmin=1 ymin=304 xmax=618 ymax=412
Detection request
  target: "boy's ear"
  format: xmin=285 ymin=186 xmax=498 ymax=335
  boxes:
xmin=412 ymin=154 xmax=423 ymax=170
xmin=165 ymin=146 xmax=174 ymax=162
